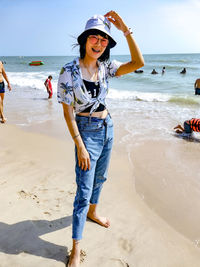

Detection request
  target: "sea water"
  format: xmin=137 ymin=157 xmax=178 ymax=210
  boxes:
xmin=1 ymin=54 xmax=200 ymax=143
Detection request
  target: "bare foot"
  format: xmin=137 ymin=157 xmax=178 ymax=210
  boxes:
xmin=67 ymin=248 xmax=80 ymax=267
xmin=87 ymin=212 xmax=110 ymax=228
xmin=1 ymin=117 xmax=7 ymax=123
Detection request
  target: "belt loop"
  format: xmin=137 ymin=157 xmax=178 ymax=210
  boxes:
xmin=89 ymin=114 xmax=92 ymax=124
xmin=103 ymin=118 xmax=107 ymax=142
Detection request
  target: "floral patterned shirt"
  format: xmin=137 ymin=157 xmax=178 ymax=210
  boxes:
xmin=57 ymin=57 xmax=122 ymax=114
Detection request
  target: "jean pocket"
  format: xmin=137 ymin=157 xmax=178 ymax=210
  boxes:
xmin=77 ymin=121 xmax=104 ymax=132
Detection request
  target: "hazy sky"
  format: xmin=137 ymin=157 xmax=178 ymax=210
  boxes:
xmin=1 ymin=0 xmax=200 ymax=56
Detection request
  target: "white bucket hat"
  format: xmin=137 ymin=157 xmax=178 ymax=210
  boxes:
xmin=77 ymin=15 xmax=116 ymax=48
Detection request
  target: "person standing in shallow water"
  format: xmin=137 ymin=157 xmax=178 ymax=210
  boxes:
xmin=0 ymin=61 xmax=12 ymax=123
xmin=162 ymin=66 xmax=165 ymax=75
xmin=44 ymin=75 xmax=53 ymax=99
xmin=57 ymin=10 xmax=144 ymax=267
xmin=194 ymin=78 xmax=200 ymax=95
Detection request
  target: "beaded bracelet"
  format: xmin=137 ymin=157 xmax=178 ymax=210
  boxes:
xmin=124 ymin=28 xmax=133 ymax=37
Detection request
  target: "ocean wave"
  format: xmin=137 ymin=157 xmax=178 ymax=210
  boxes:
xmin=168 ymin=96 xmax=200 ymax=105
xmin=148 ymin=59 xmax=189 ymax=64
xmin=8 ymin=71 xmax=58 ymax=90
xmin=108 ymin=89 xmax=170 ymax=102
xmin=108 ymin=89 xmax=200 ymax=106
xmin=7 ymin=70 xmax=200 ymax=107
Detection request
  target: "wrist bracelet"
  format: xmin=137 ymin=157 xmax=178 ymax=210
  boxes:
xmin=124 ymin=28 xmax=133 ymax=37
xmin=73 ymin=134 xmax=80 ymax=140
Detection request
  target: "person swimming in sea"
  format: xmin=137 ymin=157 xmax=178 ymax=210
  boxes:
xmin=162 ymin=66 xmax=165 ymax=75
xmin=134 ymin=69 xmax=143 ymax=73
xmin=180 ymin=68 xmax=186 ymax=74
xmin=151 ymin=69 xmax=158 ymax=74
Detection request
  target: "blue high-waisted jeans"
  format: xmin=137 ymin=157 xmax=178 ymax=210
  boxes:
xmin=72 ymin=114 xmax=114 ymax=240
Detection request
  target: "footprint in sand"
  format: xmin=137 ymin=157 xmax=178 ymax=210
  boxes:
xmin=18 ymin=190 xmax=39 ymax=202
xmin=109 ymin=258 xmax=130 ymax=266
xmin=68 ymin=190 xmax=75 ymax=195
xmin=44 ymin=211 xmax=51 ymax=216
xmin=28 ymin=160 xmax=37 ymax=166
xmin=59 ymin=190 xmax=65 ymax=193
xmin=118 ymin=238 xmax=133 ymax=253
xmin=80 ymin=250 xmax=86 ymax=263
xmin=18 ymin=190 xmax=29 ymax=199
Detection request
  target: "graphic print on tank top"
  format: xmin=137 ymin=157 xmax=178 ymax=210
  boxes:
xmin=82 ymin=80 xmax=105 ymax=112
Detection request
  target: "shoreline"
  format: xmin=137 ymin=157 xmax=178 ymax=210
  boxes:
xmin=1 ymin=122 xmax=200 ymax=266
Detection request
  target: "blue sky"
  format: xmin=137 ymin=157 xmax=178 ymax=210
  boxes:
xmin=1 ymin=0 xmax=200 ymax=56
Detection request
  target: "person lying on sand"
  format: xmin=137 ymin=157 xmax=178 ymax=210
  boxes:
xmin=174 ymin=118 xmax=200 ymax=134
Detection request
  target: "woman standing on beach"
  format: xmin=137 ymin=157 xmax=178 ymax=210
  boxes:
xmin=0 ymin=61 xmax=12 ymax=123
xmin=57 ymin=11 xmax=144 ymax=267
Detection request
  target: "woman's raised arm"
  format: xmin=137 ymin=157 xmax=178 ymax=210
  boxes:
xmin=104 ymin=10 xmax=144 ymax=76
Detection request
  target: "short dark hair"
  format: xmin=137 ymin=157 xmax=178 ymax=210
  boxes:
xmin=78 ymin=29 xmax=110 ymax=62
xmin=48 ymin=75 xmax=52 ymax=79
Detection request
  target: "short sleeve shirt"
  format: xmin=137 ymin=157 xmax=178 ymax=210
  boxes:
xmin=57 ymin=57 xmax=122 ymax=114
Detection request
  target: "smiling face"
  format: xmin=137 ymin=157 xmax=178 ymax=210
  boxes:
xmin=85 ymin=34 xmax=109 ymax=60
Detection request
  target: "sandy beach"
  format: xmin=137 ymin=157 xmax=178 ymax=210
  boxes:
xmin=1 ymin=0 xmax=200 ymax=264
xmin=1 ymin=117 xmax=200 ymax=267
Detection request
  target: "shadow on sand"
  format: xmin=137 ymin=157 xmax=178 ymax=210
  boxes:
xmin=0 ymin=216 xmax=72 ymax=263
xmin=173 ymin=133 xmax=200 ymax=143
xmin=32 ymin=97 xmax=49 ymax=101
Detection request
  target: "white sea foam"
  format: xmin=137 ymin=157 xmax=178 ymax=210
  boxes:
xmin=8 ymin=69 xmax=199 ymax=106
xmin=3 ymin=55 xmax=200 ymax=144
xmin=8 ymin=71 xmax=58 ymax=91
xmin=108 ymin=88 xmax=170 ymax=102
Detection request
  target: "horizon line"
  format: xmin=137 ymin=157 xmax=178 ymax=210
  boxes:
xmin=1 ymin=52 xmax=200 ymax=57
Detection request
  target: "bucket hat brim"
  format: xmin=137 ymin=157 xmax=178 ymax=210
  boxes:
xmin=77 ymin=15 xmax=117 ymax=48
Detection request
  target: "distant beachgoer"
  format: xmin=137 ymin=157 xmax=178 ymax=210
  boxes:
xmin=180 ymin=68 xmax=186 ymax=74
xmin=134 ymin=69 xmax=143 ymax=73
xmin=162 ymin=66 xmax=165 ymax=75
xmin=174 ymin=118 xmax=200 ymax=134
xmin=44 ymin=75 xmax=53 ymax=99
xmin=194 ymin=78 xmax=200 ymax=95
xmin=151 ymin=69 xmax=158 ymax=74
xmin=57 ymin=11 xmax=144 ymax=267
xmin=0 ymin=61 xmax=12 ymax=123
